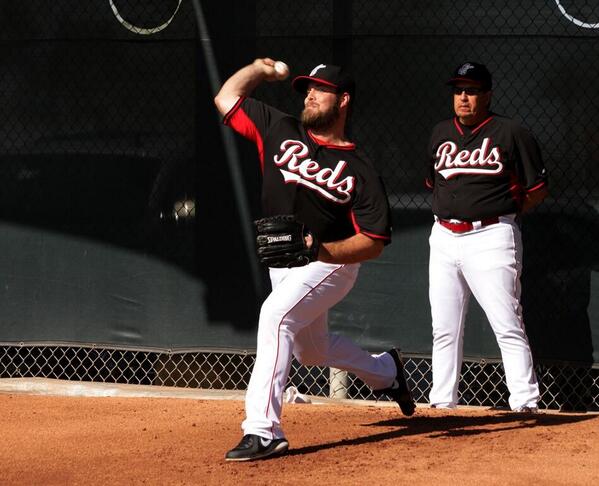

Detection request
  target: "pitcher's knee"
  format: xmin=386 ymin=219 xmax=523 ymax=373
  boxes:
xmin=432 ymin=329 xmax=459 ymax=348
xmin=495 ymin=328 xmax=530 ymax=351
xmin=293 ymin=348 xmax=323 ymax=366
xmin=258 ymin=300 xmax=293 ymax=332
xmin=259 ymin=297 xmax=286 ymax=322
xmin=258 ymin=306 xmax=305 ymax=343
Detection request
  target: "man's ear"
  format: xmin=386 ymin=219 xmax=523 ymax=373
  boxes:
xmin=339 ymin=92 xmax=351 ymax=109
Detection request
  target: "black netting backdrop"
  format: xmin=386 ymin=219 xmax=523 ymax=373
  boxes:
xmin=0 ymin=0 xmax=598 ymax=403
xmin=246 ymin=0 xmax=599 ymax=366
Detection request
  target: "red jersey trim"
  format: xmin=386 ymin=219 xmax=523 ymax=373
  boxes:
xmin=222 ymin=96 xmax=265 ymax=173
xmin=308 ymin=130 xmax=356 ymax=150
xmin=453 ymin=117 xmax=464 ymax=136
xmin=526 ymin=181 xmax=547 ymax=193
xmin=362 ymin=231 xmax=391 ymax=241
xmin=453 ymin=115 xmax=494 ymax=136
xmin=349 ymin=210 xmax=390 ymax=241
xmin=425 ymin=178 xmax=434 ymax=190
xmin=471 ymin=116 xmax=494 ymax=134
xmin=509 ymin=177 xmax=523 ymax=208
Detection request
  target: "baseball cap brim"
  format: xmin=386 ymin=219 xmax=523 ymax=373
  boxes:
xmin=292 ymin=76 xmax=339 ymax=93
xmin=446 ymin=77 xmax=485 ymax=86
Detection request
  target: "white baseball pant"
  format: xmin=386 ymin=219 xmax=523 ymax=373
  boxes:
xmin=428 ymin=215 xmax=540 ymax=410
xmin=242 ymin=261 xmax=397 ymax=440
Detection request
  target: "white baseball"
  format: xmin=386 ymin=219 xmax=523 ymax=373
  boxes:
xmin=274 ymin=61 xmax=290 ymax=79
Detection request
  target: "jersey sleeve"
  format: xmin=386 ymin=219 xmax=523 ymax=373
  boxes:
xmin=350 ymin=174 xmax=392 ymax=244
xmin=513 ymin=124 xmax=548 ymax=192
xmin=222 ymin=97 xmax=288 ymax=166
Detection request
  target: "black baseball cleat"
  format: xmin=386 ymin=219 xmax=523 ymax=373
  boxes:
xmin=375 ymin=348 xmax=416 ymax=416
xmin=225 ymin=434 xmax=289 ymax=462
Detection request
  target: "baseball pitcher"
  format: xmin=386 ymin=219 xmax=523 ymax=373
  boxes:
xmin=214 ymin=58 xmax=415 ymax=461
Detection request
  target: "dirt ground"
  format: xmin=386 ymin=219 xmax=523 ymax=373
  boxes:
xmin=1 ymin=391 xmax=598 ymax=486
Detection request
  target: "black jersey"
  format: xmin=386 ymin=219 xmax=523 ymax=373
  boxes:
xmin=425 ymin=114 xmax=548 ymax=221
xmin=223 ymin=97 xmax=392 ymax=244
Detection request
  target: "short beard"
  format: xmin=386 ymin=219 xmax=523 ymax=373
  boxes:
xmin=301 ymin=103 xmax=340 ymax=131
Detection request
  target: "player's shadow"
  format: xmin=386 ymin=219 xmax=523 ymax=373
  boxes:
xmin=285 ymin=412 xmax=598 ymax=457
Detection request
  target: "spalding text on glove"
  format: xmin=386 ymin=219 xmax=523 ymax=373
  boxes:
xmin=254 ymin=215 xmax=319 ymax=268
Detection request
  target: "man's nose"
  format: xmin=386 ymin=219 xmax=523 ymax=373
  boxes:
xmin=458 ymin=91 xmax=469 ymax=101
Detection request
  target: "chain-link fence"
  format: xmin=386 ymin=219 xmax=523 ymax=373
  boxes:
xmin=1 ymin=346 xmax=597 ymax=411
xmin=1 ymin=1 xmax=599 ymax=411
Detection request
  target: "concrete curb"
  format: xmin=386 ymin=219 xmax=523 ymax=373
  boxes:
xmin=0 ymin=377 xmax=407 ymax=408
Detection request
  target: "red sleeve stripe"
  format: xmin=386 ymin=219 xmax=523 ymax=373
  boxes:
xmin=222 ymin=96 xmax=245 ymax=125
xmin=425 ymin=178 xmax=434 ymax=189
xmin=509 ymin=182 xmax=522 ymax=204
xmin=223 ymin=97 xmax=265 ymax=173
xmin=349 ymin=210 xmax=390 ymax=240
xmin=526 ymin=181 xmax=547 ymax=193
xmin=350 ymin=209 xmax=360 ymax=233
xmin=362 ymin=231 xmax=391 ymax=241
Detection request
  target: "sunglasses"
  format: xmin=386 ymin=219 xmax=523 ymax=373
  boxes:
xmin=452 ymin=87 xmax=485 ymax=96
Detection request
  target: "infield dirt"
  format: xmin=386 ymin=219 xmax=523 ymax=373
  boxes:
xmin=1 ymin=393 xmax=598 ymax=485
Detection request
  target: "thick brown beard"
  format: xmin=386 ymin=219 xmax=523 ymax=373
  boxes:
xmin=301 ymin=103 xmax=340 ymax=131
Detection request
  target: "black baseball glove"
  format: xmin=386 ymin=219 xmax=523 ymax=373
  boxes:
xmin=254 ymin=215 xmax=319 ymax=268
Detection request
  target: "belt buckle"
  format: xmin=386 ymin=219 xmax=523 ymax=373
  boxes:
xmin=439 ymin=219 xmax=468 ymax=233
xmin=456 ymin=221 xmax=473 ymax=233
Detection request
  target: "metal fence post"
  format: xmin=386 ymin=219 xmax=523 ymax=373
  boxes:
xmin=329 ymin=367 xmax=349 ymax=399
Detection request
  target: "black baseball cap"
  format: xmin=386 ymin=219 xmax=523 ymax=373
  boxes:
xmin=292 ymin=64 xmax=356 ymax=97
xmin=447 ymin=62 xmax=492 ymax=90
